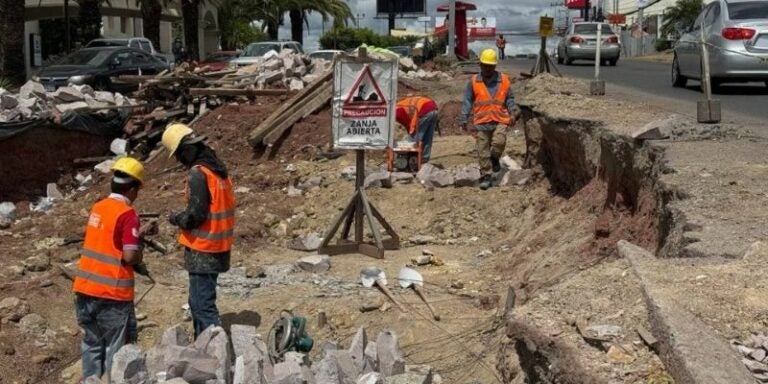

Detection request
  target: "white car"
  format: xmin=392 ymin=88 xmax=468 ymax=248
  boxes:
xmin=308 ymin=50 xmax=344 ymax=62
xmin=230 ymin=41 xmax=304 ymax=68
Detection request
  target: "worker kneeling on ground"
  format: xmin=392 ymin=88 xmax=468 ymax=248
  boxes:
xmin=73 ymin=157 xmax=146 ymax=381
xmin=162 ymin=123 xmax=236 ymax=338
xmin=461 ymin=48 xmax=516 ymax=190
xmin=395 ymin=95 xmax=439 ymax=164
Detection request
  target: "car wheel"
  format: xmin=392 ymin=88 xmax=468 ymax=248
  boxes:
xmin=671 ymin=55 xmax=688 ymax=88
xmin=557 ymin=52 xmax=564 ymax=65
xmin=564 ymin=50 xmax=573 ymax=65
xmin=609 ymin=58 xmax=618 ymax=66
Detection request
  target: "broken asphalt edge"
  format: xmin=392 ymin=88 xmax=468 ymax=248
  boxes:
xmin=619 ymin=240 xmax=754 ymax=384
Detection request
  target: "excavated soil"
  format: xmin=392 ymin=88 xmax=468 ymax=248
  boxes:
xmin=0 ymin=73 xmax=679 ymax=383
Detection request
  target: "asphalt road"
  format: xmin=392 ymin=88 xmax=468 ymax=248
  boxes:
xmin=502 ymin=58 xmax=768 ymax=123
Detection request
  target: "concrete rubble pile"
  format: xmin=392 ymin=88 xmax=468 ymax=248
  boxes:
xmin=110 ymin=324 xmax=439 ymax=384
xmin=0 ymin=81 xmax=134 ymax=122
xmin=398 ymin=69 xmax=453 ymax=82
xmin=232 ymin=49 xmax=327 ymax=91
xmin=732 ymin=334 xmax=768 ymax=382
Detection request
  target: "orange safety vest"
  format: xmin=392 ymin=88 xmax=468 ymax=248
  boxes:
xmin=472 ymin=73 xmax=512 ymax=125
xmin=179 ymin=165 xmax=236 ymax=253
xmin=73 ymin=197 xmax=136 ymax=301
xmin=396 ymin=97 xmax=432 ymax=135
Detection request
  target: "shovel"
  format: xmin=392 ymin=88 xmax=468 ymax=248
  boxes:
xmin=398 ymin=267 xmax=440 ymax=321
xmin=360 ymin=267 xmax=407 ymax=313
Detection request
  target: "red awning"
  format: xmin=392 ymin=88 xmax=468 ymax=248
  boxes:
xmin=436 ymin=1 xmax=477 ymax=12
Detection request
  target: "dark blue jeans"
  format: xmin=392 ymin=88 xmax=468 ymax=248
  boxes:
xmin=74 ymin=294 xmax=133 ymax=380
xmin=188 ymin=272 xmax=221 ymax=337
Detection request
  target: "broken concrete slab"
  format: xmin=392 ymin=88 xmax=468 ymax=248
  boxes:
xmin=273 ymin=360 xmax=303 ymax=384
xmin=161 ymin=324 xmax=190 ymax=347
xmin=330 ymin=350 xmax=360 ymax=384
xmin=1 ymin=94 xmax=18 ymax=109
xmin=632 ymin=117 xmax=673 ymax=140
xmin=499 ymin=169 xmax=534 ymax=187
xmin=312 ymin=352 xmax=340 ymax=383
xmin=0 ymin=297 xmax=31 ymax=321
xmin=357 ymin=372 xmax=382 ymax=384
xmin=365 ymin=171 xmax=393 ymax=189
xmin=0 ymin=201 xmax=17 ymax=220
xmin=289 ymin=79 xmax=304 ymax=91
xmin=499 ymin=155 xmax=521 ymax=170
xmin=110 ymin=138 xmax=128 ymax=155
xmin=230 ymin=324 xmax=258 ymax=358
xmin=296 ymin=254 xmax=330 ymax=273
xmin=111 ymin=344 xmax=147 ymax=384
xmin=376 ymin=331 xmax=405 ymax=378
xmin=382 ymin=373 xmax=430 ymax=384
xmin=55 ymin=101 xmax=89 ymax=113
xmin=19 ymin=81 xmax=47 ymax=99
xmin=93 ymin=91 xmax=115 ymax=104
xmin=288 ymin=233 xmax=323 ymax=252
xmin=46 ymin=183 xmax=64 ymax=200
xmin=194 ymin=326 xmax=231 ymax=383
xmin=391 ymin=172 xmax=414 ymax=184
xmin=619 ymin=240 xmax=754 ymax=384
xmin=52 ymin=86 xmax=85 ymax=103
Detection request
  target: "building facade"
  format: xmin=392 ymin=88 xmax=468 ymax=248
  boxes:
xmin=23 ymin=0 xmax=220 ymax=76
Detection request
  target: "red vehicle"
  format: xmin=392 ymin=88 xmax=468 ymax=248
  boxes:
xmin=202 ymin=51 xmax=240 ymax=71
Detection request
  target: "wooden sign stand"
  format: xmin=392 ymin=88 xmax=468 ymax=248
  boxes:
xmin=317 ymin=48 xmax=400 ymax=259
xmin=530 ymin=36 xmax=562 ymax=77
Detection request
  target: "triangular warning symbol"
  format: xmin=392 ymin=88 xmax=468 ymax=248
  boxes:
xmin=343 ymin=65 xmax=387 ymax=108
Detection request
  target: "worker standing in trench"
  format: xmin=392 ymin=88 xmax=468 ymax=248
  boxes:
xmin=72 ymin=157 xmax=147 ymax=381
xmin=162 ymin=123 xmax=236 ymax=338
xmin=395 ymin=95 xmax=440 ymax=164
xmin=460 ymin=48 xmax=516 ymax=190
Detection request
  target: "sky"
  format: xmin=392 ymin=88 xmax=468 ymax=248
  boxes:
xmin=276 ymin=0 xmax=567 ymax=54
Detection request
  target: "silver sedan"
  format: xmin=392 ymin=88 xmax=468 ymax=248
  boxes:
xmin=557 ymin=22 xmax=621 ymax=66
xmin=672 ymin=0 xmax=768 ymax=89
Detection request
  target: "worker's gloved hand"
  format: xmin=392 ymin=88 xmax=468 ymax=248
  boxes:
xmin=134 ymin=262 xmax=150 ymax=276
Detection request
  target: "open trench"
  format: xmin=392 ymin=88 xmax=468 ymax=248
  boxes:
xmin=494 ymin=106 xmax=679 ymax=383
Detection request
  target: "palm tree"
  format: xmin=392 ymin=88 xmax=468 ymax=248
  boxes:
xmin=661 ymin=0 xmax=703 ymax=40
xmin=284 ymin=0 xmax=352 ymax=45
xmin=78 ymin=0 xmax=107 ymax=43
xmin=181 ymin=0 xmax=202 ymax=60
xmin=137 ymin=0 xmax=165 ymax=51
xmin=0 ymin=0 xmax=25 ymax=83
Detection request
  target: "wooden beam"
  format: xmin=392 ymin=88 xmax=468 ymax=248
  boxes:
xmin=262 ymin=83 xmax=332 ymax=145
xmin=188 ymin=88 xmax=289 ymax=97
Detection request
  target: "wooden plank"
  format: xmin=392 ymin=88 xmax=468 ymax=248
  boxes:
xmin=318 ymin=243 xmax=360 ymax=256
xmin=368 ymin=201 xmax=400 ymax=243
xmin=188 ymin=88 xmax=289 ymax=97
xmin=71 ymin=103 xmax=148 ymax=113
xmin=262 ymin=83 xmax=332 ymax=145
xmin=247 ymin=70 xmax=332 ymax=147
xmin=358 ymin=243 xmax=385 ymax=259
xmin=201 ymin=69 xmax=237 ymax=77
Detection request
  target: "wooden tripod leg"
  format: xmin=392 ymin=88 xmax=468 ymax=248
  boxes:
xmin=340 ymin=200 xmax=356 ymax=241
xmin=359 ymin=190 xmax=383 ymax=250
xmin=319 ymin=190 xmax=357 ymax=248
xmin=414 ymin=285 xmax=440 ymax=321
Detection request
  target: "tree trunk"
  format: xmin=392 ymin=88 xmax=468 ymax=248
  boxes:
xmin=79 ymin=0 xmax=103 ymax=44
xmin=141 ymin=0 xmax=163 ymax=51
xmin=289 ymin=9 xmax=303 ymax=45
xmin=266 ymin=20 xmax=279 ymax=40
xmin=181 ymin=0 xmax=200 ymax=60
xmin=0 ymin=0 xmax=26 ymax=82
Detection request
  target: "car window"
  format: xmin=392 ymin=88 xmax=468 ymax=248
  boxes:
xmin=113 ymin=51 xmax=133 ymax=66
xmin=139 ymin=41 xmax=152 ymax=53
xmin=573 ymin=24 xmax=611 ymax=34
xmin=87 ymin=40 xmax=128 ymax=48
xmin=727 ymin=1 xmax=768 ymax=19
xmin=704 ymin=3 xmax=720 ymax=26
xmin=129 ymin=40 xmax=141 ymax=49
xmin=60 ymin=49 xmax=113 ymax=66
xmin=691 ymin=12 xmax=705 ymax=30
xmin=132 ymin=51 xmax=154 ymax=65
xmin=244 ymin=43 xmax=280 ymax=57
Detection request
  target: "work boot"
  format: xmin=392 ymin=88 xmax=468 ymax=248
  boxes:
xmin=479 ymin=175 xmax=492 ymax=190
xmin=491 ymin=156 xmax=501 ymax=173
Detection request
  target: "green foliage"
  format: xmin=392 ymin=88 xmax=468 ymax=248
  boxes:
xmin=218 ymin=0 xmax=269 ymax=50
xmin=319 ymin=27 xmax=420 ymax=51
xmin=655 ymin=39 xmax=673 ymax=52
xmin=661 ymin=0 xmax=703 ymax=40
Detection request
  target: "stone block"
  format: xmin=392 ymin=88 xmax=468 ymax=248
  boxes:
xmin=20 ymin=81 xmax=46 ymax=99
xmin=391 ymin=173 xmax=414 ymax=184
xmin=364 ymin=171 xmax=393 ymax=189
xmin=499 ymin=169 xmax=534 ymax=187
xmin=289 ymin=79 xmax=304 ymax=91
xmin=364 ymin=341 xmax=378 ymax=373
xmin=499 ymin=155 xmax=521 ymax=170
xmin=453 ymin=166 xmax=481 ymax=187
xmin=312 ymin=352 xmax=340 ymax=384
xmin=416 ymin=164 xmax=453 ymax=188
xmin=288 ymin=233 xmax=324 ymax=252
xmin=111 ymin=344 xmax=147 ymax=384
xmin=94 ymin=159 xmax=114 ymax=176
xmin=94 ymin=91 xmax=116 ymax=104
xmin=161 ymin=324 xmax=191 ymax=347
xmin=330 ymin=350 xmax=359 ymax=384
xmin=0 ymin=201 xmax=16 ymax=220
xmin=273 ymin=361 xmax=303 ymax=384
xmin=383 ymin=373 xmax=430 ymax=384
xmin=357 ymin=372 xmax=382 ymax=384
xmin=1 ymin=94 xmax=18 ymax=109
xmin=46 ymin=183 xmax=64 ymax=200
xmin=55 ymin=101 xmax=89 ymax=113
xmin=376 ymin=331 xmax=405 ymax=378
xmin=52 ymin=86 xmax=85 ymax=103
xmin=296 ymin=255 xmax=331 ymax=273
xmin=349 ymin=327 xmax=367 ymax=372
xmin=197 ymin=326 xmax=231 ymax=383
xmin=231 ymin=324 xmax=258 ymax=358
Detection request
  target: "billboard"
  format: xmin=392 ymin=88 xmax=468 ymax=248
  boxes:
xmin=565 ymin=0 xmax=588 ymax=9
xmin=435 ymin=16 xmax=497 ymax=40
xmin=376 ymin=0 xmax=426 ymax=16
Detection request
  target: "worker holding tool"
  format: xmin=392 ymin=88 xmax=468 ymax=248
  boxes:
xmin=162 ymin=123 xmax=236 ymax=338
xmin=72 ymin=157 xmax=147 ymax=381
xmin=395 ymin=96 xmax=440 ymax=164
xmin=460 ymin=48 xmax=516 ymax=190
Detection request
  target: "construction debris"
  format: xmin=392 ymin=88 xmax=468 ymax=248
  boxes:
xmin=734 ymin=335 xmax=768 ymax=382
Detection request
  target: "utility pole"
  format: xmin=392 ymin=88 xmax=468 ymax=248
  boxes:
xmin=448 ymin=0 xmax=456 ymax=59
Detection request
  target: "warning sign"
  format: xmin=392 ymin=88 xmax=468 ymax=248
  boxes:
xmin=333 ymin=60 xmax=397 ymax=150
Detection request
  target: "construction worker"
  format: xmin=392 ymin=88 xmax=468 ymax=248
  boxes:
xmin=73 ymin=157 xmax=146 ymax=381
xmin=161 ymin=123 xmax=235 ymax=338
xmin=496 ymin=34 xmax=507 ymax=61
xmin=395 ymin=96 xmax=439 ymax=164
xmin=460 ymin=48 xmax=515 ymax=190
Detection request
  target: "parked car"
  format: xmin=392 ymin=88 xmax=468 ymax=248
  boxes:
xmin=86 ymin=37 xmax=174 ymax=67
xmin=308 ymin=50 xmax=344 ymax=62
xmin=557 ymin=22 xmax=621 ymax=66
xmin=229 ymin=41 xmax=304 ymax=68
xmin=672 ymin=0 xmax=768 ymax=89
xmin=387 ymin=46 xmax=412 ymax=57
xmin=202 ymin=51 xmax=240 ymax=71
xmin=34 ymin=47 xmax=169 ymax=92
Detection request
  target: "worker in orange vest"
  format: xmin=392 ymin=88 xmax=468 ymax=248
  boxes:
xmin=496 ymin=34 xmax=507 ymax=60
xmin=395 ymin=96 xmax=439 ymax=164
xmin=460 ymin=48 xmax=516 ymax=190
xmin=73 ymin=157 xmax=147 ymax=381
xmin=162 ymin=123 xmax=236 ymax=338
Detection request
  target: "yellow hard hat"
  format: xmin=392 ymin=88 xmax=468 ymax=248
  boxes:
xmin=111 ymin=157 xmax=145 ymax=184
xmin=479 ymin=49 xmax=498 ymax=65
xmin=162 ymin=123 xmax=195 ymax=158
